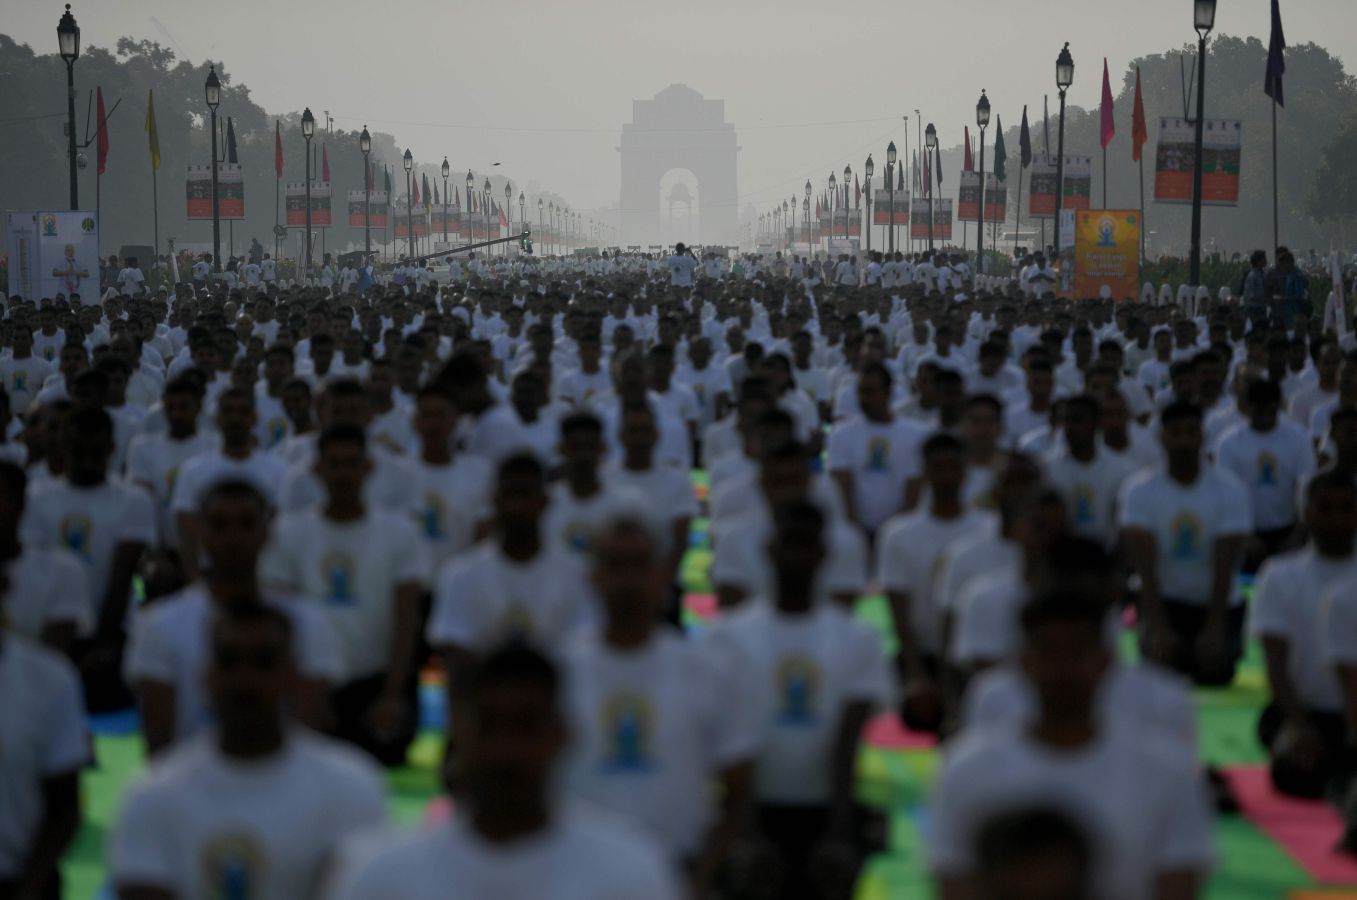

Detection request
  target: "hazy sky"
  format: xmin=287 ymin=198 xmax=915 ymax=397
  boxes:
xmin=10 ymin=0 xmax=1356 ymax=220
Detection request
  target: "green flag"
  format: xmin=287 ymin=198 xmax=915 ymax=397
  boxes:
xmin=993 ymin=116 xmax=1007 ymax=182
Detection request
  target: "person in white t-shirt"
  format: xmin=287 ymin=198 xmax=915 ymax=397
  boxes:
xmin=408 ymin=384 xmax=493 ymax=566
xmin=930 ymin=590 xmax=1214 ymax=900
xmin=562 ymin=515 xmax=758 ymax=887
xmin=260 ymin=425 xmax=427 ymax=767
xmin=127 ymin=374 xmax=217 ymax=546
xmin=0 ymin=323 xmax=56 ymax=414
xmin=0 ymin=603 xmax=90 ymax=897
xmin=705 ymin=500 xmax=889 ymax=896
xmin=172 ymin=387 xmax=287 ymax=580
xmin=542 ymin=411 xmax=632 ymax=559
xmin=428 ymin=453 xmax=597 ymax=717
xmin=126 ymin=480 xmax=340 ymax=757
xmin=1253 ymin=472 xmax=1357 ymax=800
xmin=1214 ymin=378 xmax=1315 ymax=567
xmin=1042 ymin=395 xmax=1137 ymax=549
xmin=324 ymin=642 xmax=682 ymax=900
xmin=111 ymin=604 xmax=387 ymax=900
xmin=878 ymin=433 xmax=998 ymax=733
xmin=667 ymin=244 xmax=699 ymax=288
xmin=827 ymin=361 xmax=929 ymax=539
xmin=21 ymin=406 xmax=156 ymax=711
xmin=1120 ymin=400 xmax=1252 ymax=686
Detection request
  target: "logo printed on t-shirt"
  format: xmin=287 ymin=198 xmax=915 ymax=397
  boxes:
xmin=59 ymin=514 xmax=93 ymax=561
xmin=11 ymin=372 xmax=26 ymax=393
xmin=321 ymin=552 xmax=356 ymax=605
xmin=422 ymin=493 xmax=446 ymax=540
xmin=1256 ymin=452 xmax=1278 ymax=486
xmin=1169 ymin=512 xmax=1202 ymax=560
xmin=599 ymin=694 xmax=654 ymax=772
xmin=867 ymin=437 xmax=890 ymax=472
xmin=775 ymin=656 xmax=821 ymax=726
xmin=200 ymin=832 xmax=263 ymax=900
xmin=1073 ymin=485 xmax=1095 ymax=525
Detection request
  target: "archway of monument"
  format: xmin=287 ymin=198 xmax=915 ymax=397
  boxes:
xmin=659 ymin=170 xmax=700 ymax=246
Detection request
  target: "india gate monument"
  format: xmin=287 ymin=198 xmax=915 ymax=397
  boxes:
xmin=619 ymin=85 xmax=740 ymax=247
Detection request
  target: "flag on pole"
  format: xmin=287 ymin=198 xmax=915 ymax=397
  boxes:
xmin=274 ymin=121 xmax=284 ymax=178
xmin=96 ymin=87 xmax=110 ymax=175
xmin=412 ymin=177 xmax=420 ymax=207
xmin=321 ymin=144 xmax=330 ymax=183
xmin=993 ymin=116 xmax=1007 ymax=182
xmin=383 ymin=166 xmax=391 ymax=195
xmin=424 ymin=174 xmax=433 ymax=209
xmin=913 ymin=152 xmax=921 ymax=193
xmin=1131 ymin=67 xmax=1149 ymax=162
xmin=434 ymin=184 xmax=440 ymax=206
xmin=225 ymin=117 xmax=238 ymax=165
xmin=935 ymin=143 xmax=944 ymax=189
xmin=145 ymin=89 xmax=161 ymax=171
xmin=1019 ymin=105 xmax=1032 ymax=168
xmin=922 ymin=151 xmax=931 ymax=198
xmin=1265 ymin=0 xmax=1286 ymax=106
xmin=964 ymin=126 xmax=974 ymax=172
xmin=499 ymin=205 xmax=509 ymax=228
xmin=1043 ymin=96 xmax=1051 ymax=160
xmin=854 ymin=175 xmax=861 ymax=208
xmin=898 ymin=156 xmax=905 ymax=191
xmin=1100 ymin=58 xmax=1116 ymax=149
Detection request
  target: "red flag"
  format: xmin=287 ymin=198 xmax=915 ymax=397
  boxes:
xmin=499 ymin=205 xmax=509 ymax=228
xmin=412 ymin=177 xmax=420 ymax=207
xmin=1131 ymin=66 xmax=1149 ymax=162
xmin=1100 ymin=58 xmax=1116 ymax=149
xmin=321 ymin=144 xmax=330 ymax=183
xmin=274 ymin=121 xmax=283 ymax=178
xmin=963 ymin=126 xmax=974 ymax=172
xmin=96 ymin=87 xmax=110 ymax=175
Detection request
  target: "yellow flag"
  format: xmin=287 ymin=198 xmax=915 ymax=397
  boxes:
xmin=145 ymin=89 xmax=161 ymax=171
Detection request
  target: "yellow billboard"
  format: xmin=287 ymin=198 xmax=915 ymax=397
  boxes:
xmin=1073 ymin=210 xmax=1141 ymax=301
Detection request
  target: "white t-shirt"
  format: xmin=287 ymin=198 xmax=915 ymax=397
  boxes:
xmin=667 ymin=254 xmax=699 ymax=288
xmin=0 ymin=635 xmax=91 ymax=879
xmin=427 ymin=541 xmax=597 ymax=656
xmin=124 ymin=585 xmax=341 ymax=743
xmin=127 ymin=432 xmax=219 ymax=541
xmin=21 ymin=479 xmax=156 ymax=627
xmin=702 ymin=604 xmax=889 ymax=804
xmin=710 ymin=506 xmax=867 ymax=606
xmin=557 ymin=368 xmax=613 ymax=410
xmin=961 ymin=664 xmax=1196 ymax=753
xmin=171 ymin=450 xmax=288 ymax=516
xmin=1118 ymin=467 xmax=1252 ymax=604
xmin=826 ymin=415 xmax=929 ymax=532
xmin=1 ymin=547 xmax=91 ymax=640
xmin=950 ymin=571 xmax=1026 ymax=667
xmin=260 ymin=508 xmax=428 ymax=681
xmin=277 ymin=442 xmax=418 ymax=514
xmin=1252 ymin=548 xmax=1357 ymax=713
xmin=1214 ymin=421 xmax=1315 ymax=531
xmin=934 ymin=530 xmax=1021 ymax=615
xmin=598 ymin=464 xmax=697 ymax=560
xmin=562 ymin=632 xmax=760 ymax=858
xmin=408 ymin=456 xmax=494 ymax=566
xmin=110 ymin=732 xmax=386 ymax=898
xmin=455 ymin=404 xmax=532 ymax=467
xmin=876 ymin=508 xmax=1000 ymax=653
xmin=0 ymin=356 xmax=55 ymax=413
xmin=325 ymin=808 xmax=682 ymax=900
xmin=541 ymin=482 xmax=640 ymax=560
xmin=1041 ymin=446 xmax=1138 ymax=547
xmin=930 ymin=724 xmax=1213 ymax=900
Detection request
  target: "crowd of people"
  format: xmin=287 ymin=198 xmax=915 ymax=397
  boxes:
xmin=3 ymin=236 xmax=1357 ymax=899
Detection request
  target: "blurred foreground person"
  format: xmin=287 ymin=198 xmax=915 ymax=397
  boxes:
xmin=324 ymin=643 xmax=681 ymax=900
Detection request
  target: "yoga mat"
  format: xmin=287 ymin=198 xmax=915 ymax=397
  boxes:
xmin=863 ymin=712 xmax=937 ymax=751
xmin=1227 ymin=765 xmax=1357 ymax=886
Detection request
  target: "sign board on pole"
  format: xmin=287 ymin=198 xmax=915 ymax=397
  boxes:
xmin=1073 ymin=210 xmax=1141 ymax=301
xmin=285 ymin=182 xmax=332 ymax=228
xmin=5 ymin=210 xmax=100 ymax=302
xmin=909 ymin=198 xmax=953 ymax=241
xmin=1153 ymin=117 xmax=1242 ymax=206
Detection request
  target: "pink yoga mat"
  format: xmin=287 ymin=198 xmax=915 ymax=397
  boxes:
xmin=1227 ymin=766 xmax=1357 ymax=885
xmin=863 ymin=712 xmax=937 ymax=750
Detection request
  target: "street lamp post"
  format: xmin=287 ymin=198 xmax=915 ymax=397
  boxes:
xmin=925 ymin=123 xmax=937 ymax=252
xmin=403 ymin=149 xmax=414 ymax=262
xmin=483 ymin=178 xmax=492 ymax=255
xmin=465 ymin=171 xmax=474 ymax=249
xmin=1189 ymin=0 xmax=1217 ymax=286
xmin=504 ymin=182 xmax=513 ymax=257
xmin=842 ymin=165 xmax=852 ymax=243
xmin=1054 ymin=43 xmax=1075 ymax=257
xmin=301 ymin=108 xmax=315 ymax=280
xmin=976 ymin=89 xmax=991 ymax=271
xmin=827 ymin=172 xmax=837 ymax=256
xmin=804 ymin=180 xmax=812 ymax=257
xmin=887 ymin=141 xmax=898 ymax=254
xmin=360 ymin=126 xmax=372 ymax=264
xmin=519 ymin=191 xmax=525 ymax=246
xmin=538 ymin=198 xmax=544 ymax=254
xmin=441 ymin=158 xmax=450 ymax=246
xmin=57 ymin=5 xmax=80 ymax=210
xmin=864 ymin=154 xmax=875 ymax=256
xmin=205 ymin=66 xmax=222 ymax=273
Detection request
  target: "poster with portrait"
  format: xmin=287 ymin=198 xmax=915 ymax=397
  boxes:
xmin=286 ymin=183 xmax=332 ymax=228
xmin=984 ymin=175 xmax=1008 ymax=223
xmin=1028 ymin=158 xmax=1058 ymax=218
xmin=1061 ymin=156 xmax=1092 ymax=211
xmin=187 ymin=164 xmax=244 ymax=220
xmin=15 ymin=210 xmax=101 ymax=302
xmin=958 ymin=171 xmax=982 ymax=222
xmin=872 ymin=190 xmax=909 ymax=226
xmin=347 ymin=190 xmax=390 ymax=229
xmin=910 ymin=198 xmax=952 ymax=241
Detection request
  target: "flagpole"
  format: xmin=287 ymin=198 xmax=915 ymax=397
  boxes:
xmin=1102 ymin=147 xmax=1107 ymax=209
xmin=1139 ymin=155 xmax=1146 ymax=268
xmin=151 ymin=155 xmax=159 ymax=279
xmin=1271 ymin=98 xmax=1279 ymax=255
xmin=274 ymin=172 xmax=280 ymax=267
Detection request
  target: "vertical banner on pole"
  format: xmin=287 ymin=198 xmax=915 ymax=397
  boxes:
xmin=909 ymin=199 xmax=953 ymax=241
xmin=1153 ymin=117 xmax=1242 ymax=205
xmin=1073 ymin=210 xmax=1141 ymax=301
xmin=983 ymin=175 xmax=1008 ymax=223
xmin=872 ymin=191 xmax=909 ymax=226
xmin=186 ymin=165 xmax=213 ymax=219
xmin=187 ymin=164 xmax=244 ymax=219
xmin=1028 ymin=158 xmax=1058 ymax=218
xmin=1061 ymin=156 xmax=1093 ymax=212
xmin=286 ymin=183 xmax=333 ymax=228
xmin=347 ymin=190 xmax=390 ymax=228
xmin=958 ymin=171 xmax=982 ymax=222
xmin=4 ymin=211 xmax=101 ymax=302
